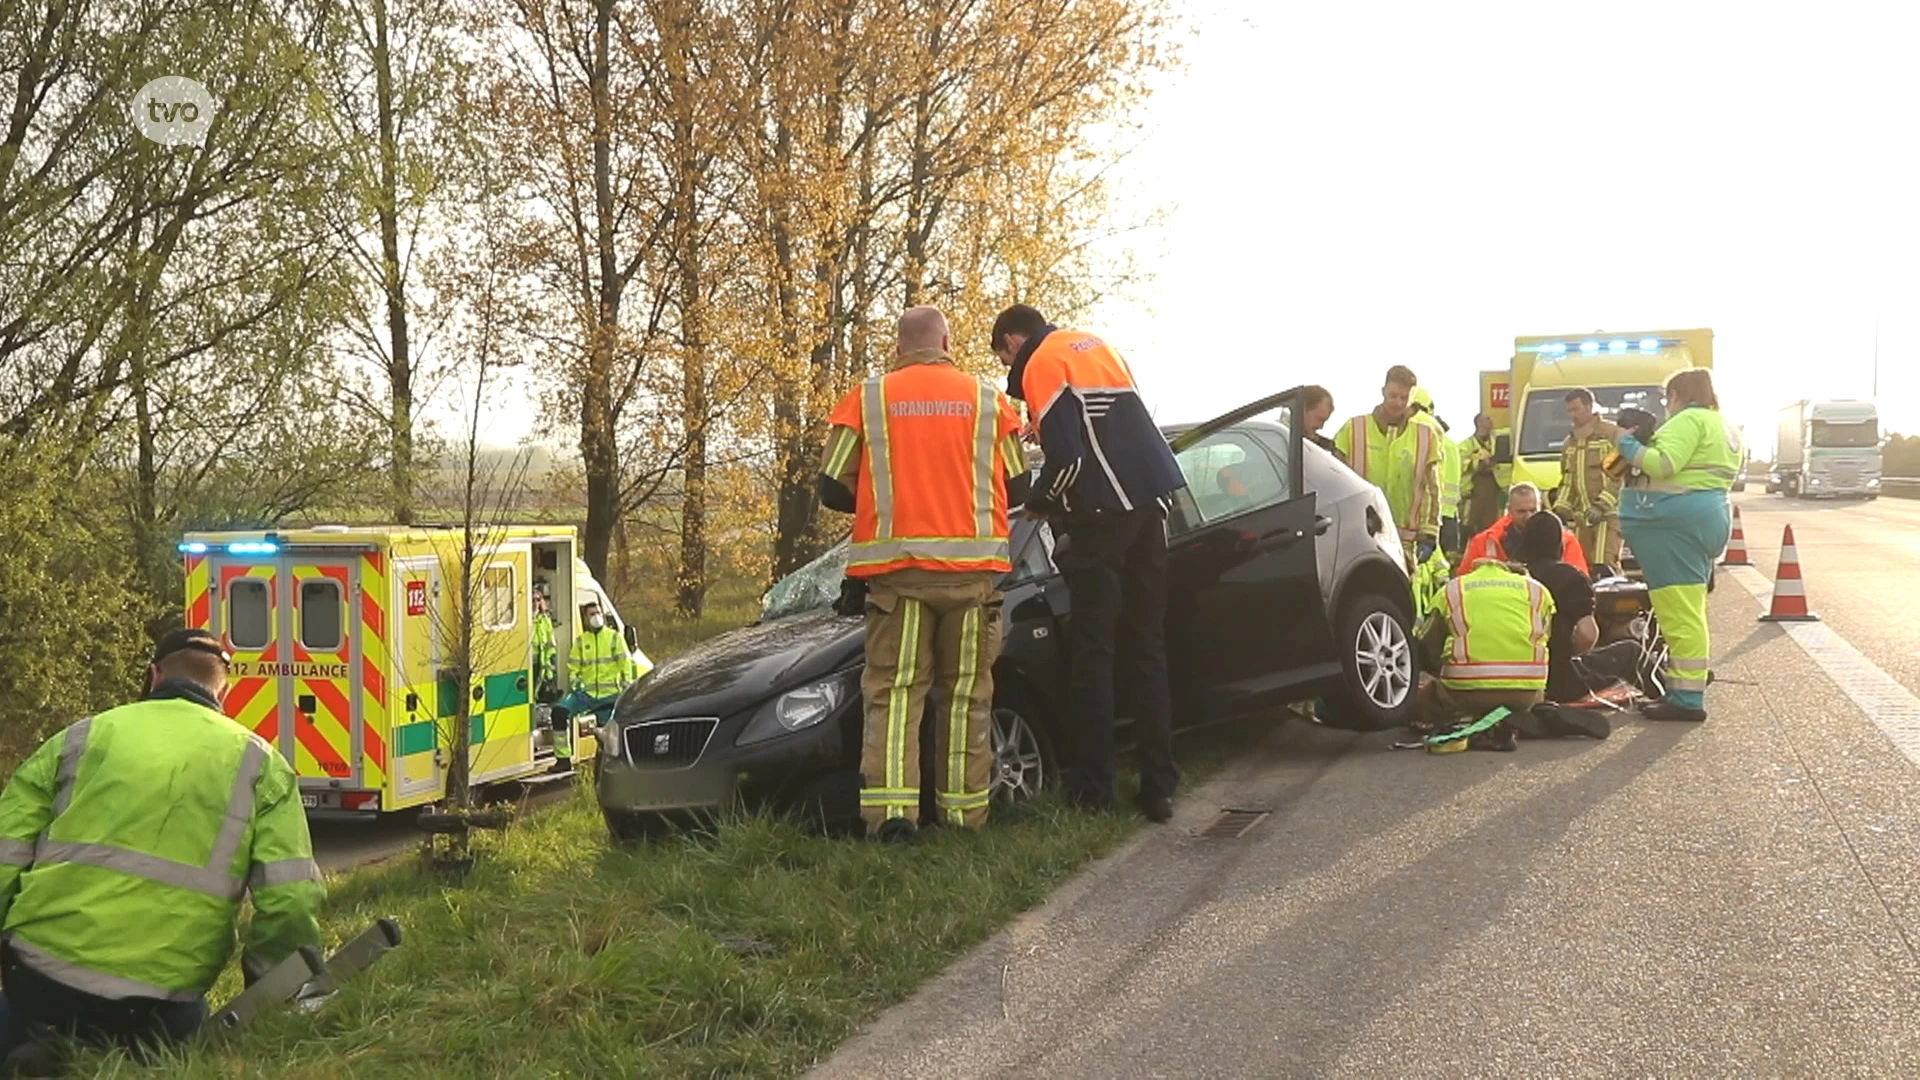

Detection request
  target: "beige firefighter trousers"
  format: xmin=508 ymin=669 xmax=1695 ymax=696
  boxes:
xmin=858 ymin=568 xmax=1003 ymax=832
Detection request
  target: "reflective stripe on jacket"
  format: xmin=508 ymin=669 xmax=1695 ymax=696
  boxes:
xmin=1430 ymin=420 xmax=1461 ymax=517
xmin=1623 ymin=406 xmax=1742 ymax=494
xmin=570 ymin=627 xmax=639 ymax=699
xmin=1335 ymin=413 xmax=1441 ymax=542
xmin=533 ymin=612 xmax=557 ymax=688
xmin=1556 ymin=419 xmax=1621 ymax=514
xmin=0 ymin=687 xmax=323 ymax=1000
xmin=1437 ymin=563 xmax=1555 ymax=691
xmin=825 ymin=352 xmax=1025 ymax=577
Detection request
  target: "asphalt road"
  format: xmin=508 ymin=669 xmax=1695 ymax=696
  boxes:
xmin=813 ymin=493 xmax=1920 ymax=1079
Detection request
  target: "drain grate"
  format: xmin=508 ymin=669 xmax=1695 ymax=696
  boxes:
xmin=1195 ymin=808 xmax=1270 ymax=839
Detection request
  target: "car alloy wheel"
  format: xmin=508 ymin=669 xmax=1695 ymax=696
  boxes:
xmin=1354 ymin=609 xmax=1413 ymax=712
xmin=991 ymin=706 xmax=1047 ymax=802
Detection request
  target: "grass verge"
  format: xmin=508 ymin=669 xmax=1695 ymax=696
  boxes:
xmin=75 ymin=720 xmax=1280 ymax=1079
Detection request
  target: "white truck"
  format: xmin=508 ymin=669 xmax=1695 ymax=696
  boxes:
xmin=1771 ymin=400 xmax=1882 ymax=499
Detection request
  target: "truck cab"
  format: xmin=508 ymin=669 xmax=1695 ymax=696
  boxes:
xmin=1773 ymin=399 xmax=1881 ymax=499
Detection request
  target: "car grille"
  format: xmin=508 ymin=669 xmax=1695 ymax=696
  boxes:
xmin=621 ymin=719 xmax=719 ymax=769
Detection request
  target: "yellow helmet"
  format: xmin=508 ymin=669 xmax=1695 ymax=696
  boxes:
xmin=1409 ymin=386 xmax=1435 ymax=412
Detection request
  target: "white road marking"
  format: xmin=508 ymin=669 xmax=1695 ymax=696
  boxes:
xmin=1727 ymin=565 xmax=1920 ymax=770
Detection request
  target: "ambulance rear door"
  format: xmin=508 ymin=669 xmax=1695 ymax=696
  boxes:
xmin=208 ymin=545 xmax=366 ymax=796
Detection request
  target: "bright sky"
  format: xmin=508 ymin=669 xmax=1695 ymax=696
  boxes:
xmin=1096 ymin=0 xmax=1920 ymax=456
xmin=466 ymin=0 xmax=1920 ymax=459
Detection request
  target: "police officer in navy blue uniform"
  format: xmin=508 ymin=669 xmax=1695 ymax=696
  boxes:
xmin=993 ymin=304 xmax=1188 ymax=822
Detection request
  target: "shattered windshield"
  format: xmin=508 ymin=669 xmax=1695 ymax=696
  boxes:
xmin=760 ymin=540 xmax=851 ymax=621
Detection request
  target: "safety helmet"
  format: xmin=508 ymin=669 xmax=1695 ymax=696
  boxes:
xmin=1409 ymin=386 xmax=1435 ymax=412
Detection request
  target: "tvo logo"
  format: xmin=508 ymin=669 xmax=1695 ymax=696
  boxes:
xmin=131 ymin=76 xmax=215 ymax=146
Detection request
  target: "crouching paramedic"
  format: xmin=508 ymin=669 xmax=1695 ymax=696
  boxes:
xmin=0 ymin=629 xmax=324 ymax=1063
xmin=1414 ymin=558 xmax=1555 ymax=750
xmin=820 ymin=306 xmax=1029 ymax=841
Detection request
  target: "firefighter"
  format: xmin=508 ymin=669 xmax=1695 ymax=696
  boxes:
xmin=1615 ymin=368 xmax=1740 ymax=722
xmin=1335 ymin=366 xmax=1441 ymax=566
xmin=1409 ymin=386 xmax=1462 ymax=559
xmin=570 ymin=600 xmax=638 ymax=703
xmin=822 ymin=305 xmax=1029 ymax=840
xmin=1553 ymin=388 xmax=1624 ymax=571
xmin=1462 ymin=412 xmax=1502 ymax=536
xmin=993 ymin=303 xmax=1187 ymax=823
xmin=1413 ymin=556 xmax=1556 ymax=751
xmin=0 ymin=629 xmax=324 ymax=1069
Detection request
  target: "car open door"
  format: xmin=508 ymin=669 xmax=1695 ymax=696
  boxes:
xmin=1163 ymin=388 xmax=1341 ymax=721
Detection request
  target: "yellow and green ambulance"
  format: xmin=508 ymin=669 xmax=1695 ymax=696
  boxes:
xmin=177 ymin=525 xmax=648 ymax=816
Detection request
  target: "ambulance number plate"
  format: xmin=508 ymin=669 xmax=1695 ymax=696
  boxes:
xmin=301 ymin=794 xmax=319 ymax=809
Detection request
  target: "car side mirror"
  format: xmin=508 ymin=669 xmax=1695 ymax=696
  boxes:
xmin=1493 ymin=434 xmax=1512 ymax=464
xmin=623 ymin=624 xmax=639 ymax=651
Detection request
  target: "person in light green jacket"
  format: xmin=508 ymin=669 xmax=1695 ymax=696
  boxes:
xmin=1615 ymin=368 xmax=1742 ymax=722
xmin=0 ymin=628 xmax=324 ymax=1065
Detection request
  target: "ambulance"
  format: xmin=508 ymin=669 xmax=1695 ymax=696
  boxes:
xmin=176 ymin=525 xmax=651 ymax=816
xmin=1484 ymin=328 xmax=1714 ymax=504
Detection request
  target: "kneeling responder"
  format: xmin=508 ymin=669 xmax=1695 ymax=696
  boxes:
xmin=0 ymin=629 xmax=324 ymax=1068
xmin=1414 ymin=556 xmax=1556 ymax=751
xmin=821 ymin=306 xmax=1029 ymax=841
xmin=1459 ymin=481 xmax=1589 ymax=576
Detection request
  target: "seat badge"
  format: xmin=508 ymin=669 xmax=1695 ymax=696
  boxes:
xmin=653 ymin=733 xmax=672 ymax=756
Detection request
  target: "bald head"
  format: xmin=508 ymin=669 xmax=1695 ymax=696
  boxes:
xmin=896 ymin=306 xmax=950 ymax=355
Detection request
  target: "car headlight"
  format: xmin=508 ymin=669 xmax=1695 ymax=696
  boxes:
xmin=736 ymin=671 xmax=856 ymax=746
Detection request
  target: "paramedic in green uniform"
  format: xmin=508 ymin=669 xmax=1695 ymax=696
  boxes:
xmin=1614 ymin=368 xmax=1740 ymax=722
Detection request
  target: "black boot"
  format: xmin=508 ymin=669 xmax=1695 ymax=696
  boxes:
xmin=1642 ymin=700 xmax=1707 ymax=722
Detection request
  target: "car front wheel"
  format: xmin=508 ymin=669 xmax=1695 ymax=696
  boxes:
xmin=990 ymin=697 xmax=1053 ymax=802
xmin=1321 ymin=591 xmax=1416 ymax=731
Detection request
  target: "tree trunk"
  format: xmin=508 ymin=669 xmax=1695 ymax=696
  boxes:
xmin=670 ymin=8 xmax=707 ymax=619
xmin=374 ymin=0 xmax=415 ymax=525
xmin=580 ymin=0 xmax=623 ymax=583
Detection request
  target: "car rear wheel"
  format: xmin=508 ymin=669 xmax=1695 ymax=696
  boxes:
xmin=1321 ymin=592 xmax=1416 ymax=732
xmin=991 ymin=698 xmax=1052 ymax=802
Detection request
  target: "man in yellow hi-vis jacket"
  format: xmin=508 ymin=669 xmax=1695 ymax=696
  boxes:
xmin=0 ymin=628 xmax=324 ymax=1065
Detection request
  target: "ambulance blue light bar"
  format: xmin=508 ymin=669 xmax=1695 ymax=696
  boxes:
xmin=1524 ymin=337 xmax=1670 ymax=357
xmin=177 ymin=542 xmax=209 ymax=554
xmin=226 ymin=541 xmax=279 ymax=555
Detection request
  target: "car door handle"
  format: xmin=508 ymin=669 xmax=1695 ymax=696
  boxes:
xmin=1242 ymin=528 xmax=1306 ymax=553
xmin=1315 ymin=515 xmax=1333 ymax=536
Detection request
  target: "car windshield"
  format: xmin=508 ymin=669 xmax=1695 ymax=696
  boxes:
xmin=757 ymin=519 xmax=1054 ymax=621
xmin=1811 ymin=419 xmax=1878 ymax=448
xmin=760 ymin=540 xmax=850 ymax=621
xmin=1518 ymin=385 xmax=1664 ymax=456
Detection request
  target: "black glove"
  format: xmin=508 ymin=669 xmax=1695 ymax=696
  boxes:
xmin=833 ymin=576 xmax=869 ymax=617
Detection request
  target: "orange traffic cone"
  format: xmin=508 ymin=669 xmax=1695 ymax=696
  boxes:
xmin=1720 ymin=505 xmax=1751 ymax=567
xmin=1758 ymin=524 xmax=1819 ymax=622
